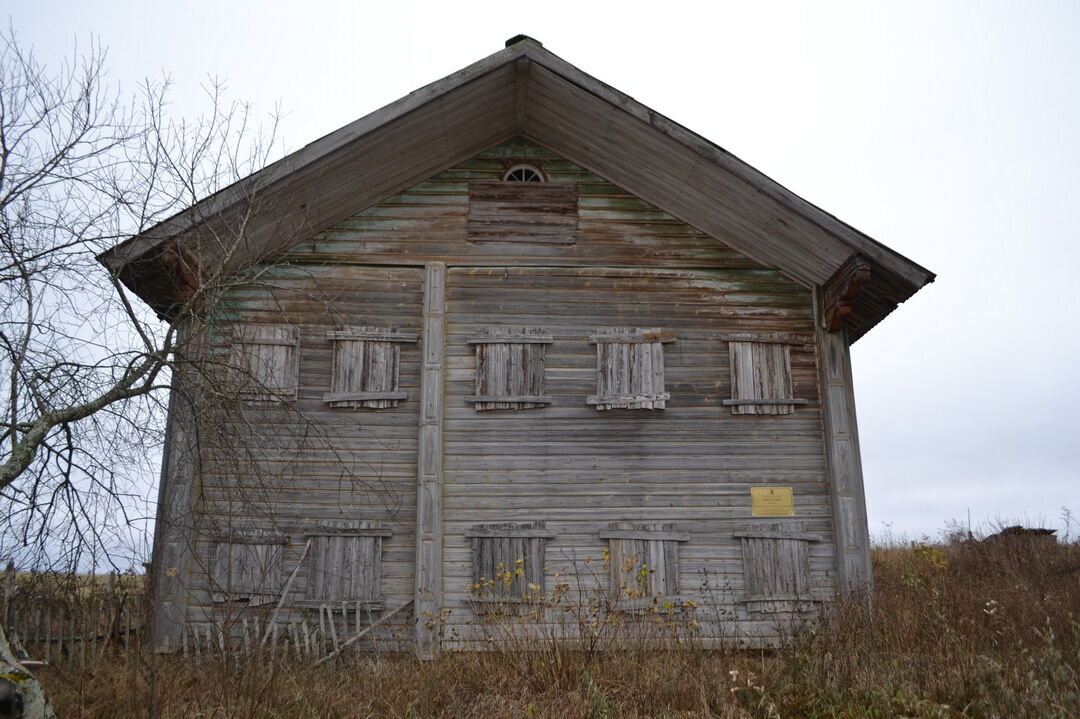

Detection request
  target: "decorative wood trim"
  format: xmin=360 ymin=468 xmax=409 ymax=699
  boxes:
xmin=824 ymin=256 xmax=872 ymax=332
xmin=414 ymin=263 xmax=446 ymax=658
xmin=464 ymin=395 xmax=553 ymax=404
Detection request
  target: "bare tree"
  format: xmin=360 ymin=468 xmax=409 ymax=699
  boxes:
xmin=0 ymin=25 xmax=293 ymax=713
xmin=0 ymin=28 xmax=281 ymax=571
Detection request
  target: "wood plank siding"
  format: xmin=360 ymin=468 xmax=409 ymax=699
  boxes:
xmin=173 ymin=140 xmax=836 ymax=650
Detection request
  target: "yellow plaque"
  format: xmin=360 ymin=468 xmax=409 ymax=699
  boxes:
xmin=751 ymin=487 xmax=794 ymax=517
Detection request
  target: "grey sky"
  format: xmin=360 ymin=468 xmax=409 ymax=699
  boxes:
xmin=10 ymin=1 xmax=1079 ymax=541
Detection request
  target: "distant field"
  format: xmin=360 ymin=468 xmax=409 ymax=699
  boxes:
xmin=35 ymin=531 xmax=1080 ymax=718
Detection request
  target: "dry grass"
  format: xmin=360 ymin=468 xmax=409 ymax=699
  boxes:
xmin=36 ymin=532 xmax=1080 ymax=718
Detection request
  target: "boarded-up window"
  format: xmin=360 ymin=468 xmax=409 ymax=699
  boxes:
xmin=734 ymin=523 xmax=817 ymax=613
xmin=465 ymin=522 xmax=555 ymax=603
xmin=305 ymin=521 xmax=391 ymax=605
xmin=724 ymin=341 xmax=808 ymax=415
xmin=466 ymin=328 xmax=553 ymax=410
xmin=587 ymin=328 xmax=675 ymax=410
xmin=324 ymin=326 xmax=419 ymax=409
xmin=467 ymin=181 xmax=578 ymax=244
xmin=211 ymin=529 xmax=288 ymax=606
xmin=600 ymin=522 xmax=688 ymax=602
xmin=231 ymin=325 xmax=300 ymax=402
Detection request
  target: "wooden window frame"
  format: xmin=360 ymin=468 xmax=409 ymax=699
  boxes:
xmin=211 ymin=529 xmax=288 ymax=606
xmin=502 ymin=163 xmax=546 ymax=182
xmin=230 ymin=325 xmax=301 ymax=403
xmin=734 ymin=522 xmax=820 ymax=613
xmin=587 ymin=328 xmax=675 ymax=410
xmin=600 ymin=522 xmax=689 ymax=609
xmin=302 ymin=521 xmax=392 ymax=608
xmin=723 ymin=339 xmax=808 ymax=415
xmin=466 ymin=328 xmax=553 ymax=410
xmin=323 ymin=326 xmax=419 ymax=409
xmin=465 ymin=522 xmax=555 ymax=607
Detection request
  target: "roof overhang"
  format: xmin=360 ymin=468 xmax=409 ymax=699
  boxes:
xmin=99 ymin=35 xmax=934 ymax=341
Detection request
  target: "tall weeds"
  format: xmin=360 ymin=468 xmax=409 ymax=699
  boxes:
xmin=37 ymin=530 xmax=1079 ymax=718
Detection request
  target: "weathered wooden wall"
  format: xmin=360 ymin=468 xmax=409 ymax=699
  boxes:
xmin=169 ymin=139 xmax=838 ymax=649
xmin=179 ymin=264 xmax=424 ymax=645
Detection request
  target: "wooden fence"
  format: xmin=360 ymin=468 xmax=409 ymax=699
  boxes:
xmin=0 ymin=560 xmax=418 ymax=663
xmin=1 ymin=562 xmax=147 ymax=665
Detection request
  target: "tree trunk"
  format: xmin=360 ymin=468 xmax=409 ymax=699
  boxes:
xmin=0 ymin=624 xmax=54 ymax=719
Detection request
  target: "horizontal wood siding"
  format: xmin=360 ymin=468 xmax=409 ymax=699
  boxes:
xmin=440 ymin=265 xmax=831 ymax=643
xmin=170 ymin=141 xmax=835 ymax=648
xmin=284 ymin=140 xmax=762 ymax=271
xmin=184 ymin=264 xmax=423 ymax=636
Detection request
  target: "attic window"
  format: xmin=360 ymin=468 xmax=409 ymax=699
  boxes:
xmin=502 ymin=164 xmax=545 ymax=182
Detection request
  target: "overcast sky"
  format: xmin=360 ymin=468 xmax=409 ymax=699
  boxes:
xmin=10 ymin=1 xmax=1079 ymax=542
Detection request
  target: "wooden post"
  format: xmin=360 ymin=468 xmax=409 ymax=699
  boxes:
xmin=414 ymin=262 xmax=446 ymax=658
xmin=815 ymin=288 xmax=872 ymax=597
xmin=148 ymin=320 xmax=200 ymax=652
xmin=1 ymin=560 xmax=14 ymax=630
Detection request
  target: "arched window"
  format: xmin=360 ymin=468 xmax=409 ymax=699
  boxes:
xmin=502 ymin=164 xmax=545 ymax=182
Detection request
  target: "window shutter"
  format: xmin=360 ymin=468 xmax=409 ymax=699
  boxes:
xmin=211 ymin=529 xmax=288 ymax=606
xmin=465 ymin=522 xmax=555 ymax=603
xmin=466 ymin=327 xmax=553 ymax=410
xmin=725 ymin=341 xmax=807 ymax=415
xmin=587 ymin=328 xmax=675 ymax=410
xmin=231 ymin=325 xmax=300 ymax=402
xmin=734 ymin=523 xmax=818 ymax=613
xmin=600 ymin=522 xmax=689 ymax=601
xmin=306 ymin=520 xmax=391 ymax=604
xmin=324 ymin=326 xmax=419 ymax=408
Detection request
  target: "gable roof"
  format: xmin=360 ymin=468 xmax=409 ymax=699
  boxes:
xmin=99 ymin=35 xmax=933 ymax=341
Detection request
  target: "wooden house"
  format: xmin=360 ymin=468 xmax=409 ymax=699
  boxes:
xmin=100 ymin=36 xmax=934 ymax=654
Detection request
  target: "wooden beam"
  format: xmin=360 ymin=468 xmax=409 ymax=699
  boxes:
xmin=414 ymin=263 xmax=446 ymax=658
xmin=147 ymin=320 xmax=200 ymax=653
xmin=815 ymin=288 xmax=872 ymax=597
xmin=824 ymin=256 xmax=872 ymax=332
xmin=514 ymin=55 xmax=531 ymax=132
